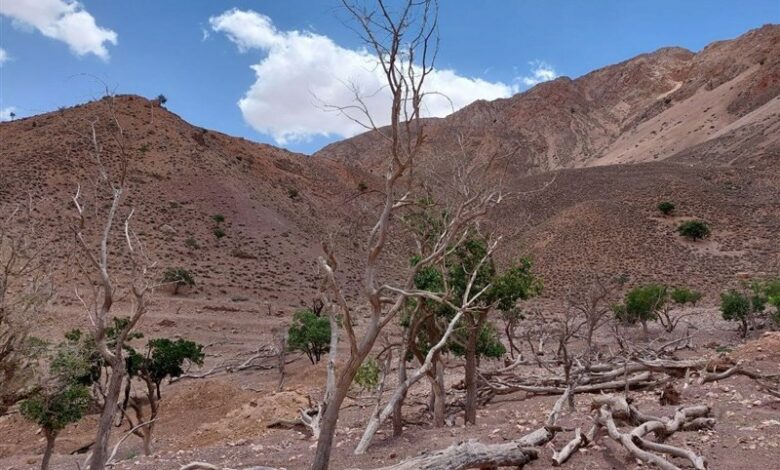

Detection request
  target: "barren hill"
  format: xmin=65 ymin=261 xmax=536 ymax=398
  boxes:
xmin=0 ymin=95 xmax=366 ymax=312
xmin=317 ymin=24 xmax=780 ymax=173
xmin=1 ymin=26 xmax=779 ymax=306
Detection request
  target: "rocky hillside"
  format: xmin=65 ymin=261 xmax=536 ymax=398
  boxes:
xmin=0 ymin=95 xmax=368 ymax=312
xmin=1 ymin=25 xmax=779 ymax=305
xmin=317 ymin=24 xmax=780 ymax=174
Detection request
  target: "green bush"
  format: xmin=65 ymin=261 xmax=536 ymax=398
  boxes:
xmin=21 ymin=383 xmax=89 ymax=434
xmin=354 ymin=357 xmax=380 ymax=390
xmin=670 ymin=287 xmax=702 ymax=306
xmin=213 ymin=227 xmax=226 ymax=239
xmin=720 ymin=290 xmax=752 ymax=337
xmin=184 ymin=237 xmax=200 ymax=250
xmin=657 ymin=201 xmax=675 ymax=215
xmin=678 ymin=220 xmax=710 ymax=241
xmin=288 ymin=309 xmax=330 ymax=364
xmin=212 ymin=214 xmax=225 ymax=223
xmin=287 ymin=188 xmax=299 ymax=199
xmin=162 ymin=267 xmax=195 ymax=295
xmin=614 ymin=284 xmax=667 ymax=336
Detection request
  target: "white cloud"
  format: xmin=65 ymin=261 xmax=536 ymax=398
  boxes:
xmin=0 ymin=48 xmax=7 ymax=64
xmin=210 ymin=9 xmax=515 ymax=145
xmin=519 ymin=60 xmax=558 ymax=87
xmin=0 ymin=107 xmax=17 ymax=121
xmin=0 ymin=0 xmax=117 ymax=60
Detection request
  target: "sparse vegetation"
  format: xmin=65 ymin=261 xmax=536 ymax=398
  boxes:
xmin=287 ymin=187 xmax=299 ymax=199
xmin=678 ymin=220 xmax=710 ymax=241
xmin=212 ymin=214 xmax=225 ymax=223
xmin=162 ymin=267 xmax=195 ymax=295
xmin=287 ymin=309 xmax=331 ymax=365
xmin=720 ymin=289 xmax=753 ymax=337
xmin=354 ymin=357 xmax=380 ymax=390
xmin=213 ymin=226 xmax=226 ymax=238
xmin=613 ymin=283 xmax=666 ymax=337
xmin=20 ymin=383 xmax=90 ymax=470
xmin=657 ymin=201 xmax=675 ymax=215
xmin=184 ymin=237 xmax=200 ymax=250
xmin=670 ymin=287 xmax=702 ymax=306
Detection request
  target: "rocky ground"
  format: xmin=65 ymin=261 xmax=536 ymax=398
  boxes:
xmin=1 ymin=302 xmax=778 ymax=470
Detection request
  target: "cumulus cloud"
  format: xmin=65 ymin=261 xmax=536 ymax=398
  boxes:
xmin=519 ymin=60 xmax=558 ymax=87
xmin=0 ymin=48 xmax=7 ymax=64
xmin=0 ymin=0 xmax=117 ymax=60
xmin=0 ymin=107 xmax=17 ymax=121
xmin=210 ymin=9 xmax=515 ymax=145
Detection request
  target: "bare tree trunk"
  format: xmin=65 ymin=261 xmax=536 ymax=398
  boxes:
xmin=142 ymin=429 xmax=152 ymax=456
xmin=41 ymin=429 xmax=57 ymax=470
xmin=464 ymin=322 xmax=479 ymax=425
xmin=392 ymin=350 xmax=407 ymax=436
xmin=90 ymin=362 xmax=124 ymax=470
xmin=432 ymin=359 xmax=446 ymax=427
xmin=311 ymin=367 xmax=357 ymax=470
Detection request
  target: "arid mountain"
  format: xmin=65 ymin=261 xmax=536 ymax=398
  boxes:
xmin=315 ymin=24 xmax=780 ymax=295
xmin=317 ymin=24 xmax=780 ymax=173
xmin=0 ymin=95 xmax=369 ymax=312
xmin=1 ymin=25 xmax=779 ymax=306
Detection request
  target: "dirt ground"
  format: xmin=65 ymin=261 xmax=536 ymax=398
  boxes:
xmin=1 ymin=301 xmax=779 ymax=470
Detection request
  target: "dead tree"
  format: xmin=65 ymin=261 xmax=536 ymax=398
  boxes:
xmin=0 ymin=201 xmax=52 ymax=416
xmin=565 ymin=273 xmax=614 ymax=361
xmin=307 ymin=1 xmax=481 ymax=468
xmin=69 ymin=95 xmax=156 ymax=470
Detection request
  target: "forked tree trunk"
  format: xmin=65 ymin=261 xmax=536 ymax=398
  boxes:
xmin=90 ymin=361 xmax=125 ymax=470
xmin=41 ymin=429 xmax=57 ymax=470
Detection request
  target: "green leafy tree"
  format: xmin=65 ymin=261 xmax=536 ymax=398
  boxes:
xmin=288 ymin=309 xmax=331 ymax=364
xmin=162 ymin=267 xmax=195 ymax=295
xmin=614 ymin=284 xmax=667 ymax=338
xmin=122 ymin=337 xmax=204 ymax=455
xmin=657 ymin=201 xmax=675 ymax=215
xmin=420 ymin=237 xmax=540 ymax=425
xmin=720 ymin=289 xmax=753 ymax=337
xmin=678 ymin=220 xmax=710 ymax=241
xmin=21 ymin=383 xmax=90 ymax=470
xmin=156 ymin=94 xmax=168 ymax=105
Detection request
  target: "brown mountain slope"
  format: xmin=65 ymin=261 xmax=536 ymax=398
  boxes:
xmin=316 ymin=24 xmax=780 ymax=173
xmin=0 ymin=95 xmax=366 ymax=312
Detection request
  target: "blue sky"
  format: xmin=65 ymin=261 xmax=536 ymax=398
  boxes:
xmin=1 ymin=1 xmax=778 ymax=154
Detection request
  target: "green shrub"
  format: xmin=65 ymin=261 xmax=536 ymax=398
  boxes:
xmin=288 ymin=188 xmax=299 ymax=199
xmin=670 ymin=287 xmax=702 ymax=306
xmin=678 ymin=220 xmax=710 ymax=241
xmin=720 ymin=289 xmax=752 ymax=337
xmin=288 ymin=309 xmax=330 ymax=364
xmin=354 ymin=357 xmax=380 ymax=390
xmin=184 ymin=237 xmax=200 ymax=250
xmin=657 ymin=201 xmax=675 ymax=215
xmin=614 ymin=284 xmax=667 ymax=337
xmin=162 ymin=267 xmax=195 ymax=295
xmin=213 ymin=227 xmax=226 ymax=239
xmin=357 ymin=181 xmax=368 ymax=192
xmin=212 ymin=214 xmax=225 ymax=223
